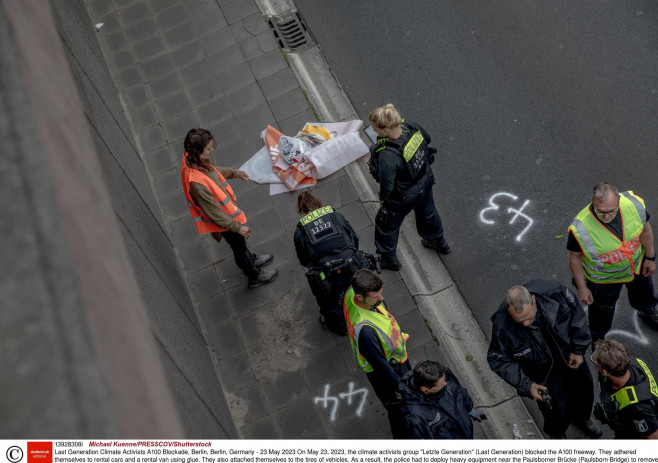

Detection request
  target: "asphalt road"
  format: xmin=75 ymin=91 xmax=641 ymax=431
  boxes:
xmin=294 ymin=0 xmax=658 ymax=435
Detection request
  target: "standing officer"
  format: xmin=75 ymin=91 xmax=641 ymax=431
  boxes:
xmin=592 ymin=339 xmax=658 ymax=439
xmin=398 ymin=360 xmax=486 ymax=439
xmin=368 ymin=104 xmax=449 ymax=271
xmin=181 ymin=128 xmax=278 ymax=288
xmin=343 ymin=269 xmax=410 ymax=437
xmin=567 ymin=181 xmax=658 ymax=341
xmin=487 ymin=280 xmax=601 ymax=439
xmin=294 ymin=191 xmax=376 ymax=336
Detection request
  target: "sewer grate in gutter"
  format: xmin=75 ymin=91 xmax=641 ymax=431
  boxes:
xmin=268 ymin=12 xmax=314 ymax=51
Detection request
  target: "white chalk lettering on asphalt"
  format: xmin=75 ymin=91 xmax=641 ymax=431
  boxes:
xmin=314 ymin=382 xmax=368 ymax=421
xmin=479 ymin=192 xmax=534 ymax=242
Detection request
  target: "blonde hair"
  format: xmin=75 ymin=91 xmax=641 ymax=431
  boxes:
xmin=369 ymin=104 xmax=401 ymax=131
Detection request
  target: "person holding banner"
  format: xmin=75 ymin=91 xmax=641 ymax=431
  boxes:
xmin=181 ymin=128 xmax=278 ymax=288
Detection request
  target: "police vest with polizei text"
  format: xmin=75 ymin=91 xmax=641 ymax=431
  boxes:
xmin=372 ymin=121 xmax=429 ymax=181
xmin=299 ymin=206 xmax=354 ymax=262
xmin=181 ymin=153 xmax=246 ymax=234
xmin=343 ymin=287 xmax=409 ymax=373
xmin=568 ymin=191 xmax=646 ymax=284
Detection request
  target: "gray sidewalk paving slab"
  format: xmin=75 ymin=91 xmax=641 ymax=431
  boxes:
xmin=223 ymin=0 xmax=260 ymax=25
xmin=164 ymin=23 xmax=197 ymax=49
xmin=148 ymin=0 xmax=179 ymax=12
xmin=125 ymin=19 xmax=158 ymax=42
xmin=132 ymin=35 xmax=166 ymax=61
xmin=279 ymin=108 xmax=317 ymax=135
xmin=269 ymin=87 xmax=310 ymax=121
xmin=155 ymin=4 xmax=188 ymax=31
xmin=171 ymin=40 xmax=207 ymax=67
xmin=260 ymin=68 xmax=300 ymax=100
xmin=227 ymin=382 xmax=268 ymax=427
xmin=192 ymin=8 xmax=228 ymax=32
xmin=274 ymin=401 xmax=325 ymax=439
xmin=226 ymin=81 xmax=267 ymax=114
xmin=240 ymin=31 xmax=279 ymax=61
xmin=139 ymin=54 xmax=175 ymax=81
xmin=125 ymin=85 xmax=150 ymax=107
xmin=249 ymin=49 xmax=288 ymax=80
xmin=241 ymin=12 xmax=270 ymax=36
xmin=106 ymin=30 xmax=128 ymax=51
xmin=108 ymin=49 xmax=133 ymax=70
xmin=178 ymin=240 xmax=213 ymax=274
xmin=131 ymin=104 xmax=158 ymax=130
xmin=195 ymin=98 xmax=233 ymax=126
xmin=118 ymin=2 xmax=151 ymax=26
xmin=162 ymin=112 xmax=199 ymax=142
xmin=197 ymin=292 xmax=233 ymax=326
xmin=179 ymin=58 xmax=215 ymax=87
xmin=217 ymin=350 xmax=254 ymax=391
xmin=209 ymin=43 xmax=246 ymax=72
xmin=217 ymin=62 xmax=256 ymax=94
xmin=147 ymin=71 xmax=181 ymax=100
xmin=145 ymin=146 xmax=177 ymax=175
xmin=140 ymin=124 xmax=167 ymax=150
xmin=188 ymin=77 xmax=224 ymax=106
xmin=117 ymin=66 xmax=142 ymax=87
xmin=185 ymin=0 xmax=221 ymax=17
xmin=159 ymin=191 xmax=190 ymax=219
xmin=207 ymin=321 xmax=244 ymax=359
xmin=187 ymin=267 xmax=224 ymax=303
xmin=200 ymin=27 xmax=238 ymax=54
xmin=235 ymin=104 xmax=276 ymax=139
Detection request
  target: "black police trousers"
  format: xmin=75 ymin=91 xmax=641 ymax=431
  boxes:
xmin=586 ymin=274 xmax=658 ymax=341
xmin=375 ymin=174 xmax=445 ymax=257
xmin=536 ymin=360 xmax=595 ymax=438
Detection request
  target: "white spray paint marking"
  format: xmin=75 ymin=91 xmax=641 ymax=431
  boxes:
xmin=606 ymin=313 xmax=651 ymax=346
xmin=479 ymin=192 xmax=534 ymax=242
xmin=338 ymin=382 xmax=368 ymax=416
xmin=314 ymin=382 xmax=369 ymax=421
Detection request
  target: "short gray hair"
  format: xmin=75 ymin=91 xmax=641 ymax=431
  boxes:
xmin=592 ymin=182 xmax=619 ymax=202
xmin=505 ymin=286 xmax=532 ymax=314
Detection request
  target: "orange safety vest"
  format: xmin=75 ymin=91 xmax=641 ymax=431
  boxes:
xmin=181 ymin=153 xmax=246 ymax=234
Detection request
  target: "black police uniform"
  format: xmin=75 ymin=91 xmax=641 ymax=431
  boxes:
xmin=487 ymin=279 xmax=595 ymax=438
xmin=398 ymin=369 xmax=475 ymax=439
xmin=597 ymin=359 xmax=658 ymax=439
xmin=369 ymin=121 xmax=447 ymax=265
xmin=294 ymin=206 xmax=364 ymax=335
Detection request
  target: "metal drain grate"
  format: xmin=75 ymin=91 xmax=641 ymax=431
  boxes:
xmin=268 ymin=12 xmax=314 ymax=51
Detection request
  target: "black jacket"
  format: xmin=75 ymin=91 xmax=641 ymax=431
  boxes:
xmin=600 ymin=360 xmax=658 ymax=439
xmin=487 ymin=279 xmax=591 ymax=397
xmin=293 ymin=209 xmax=359 ymax=267
xmin=377 ymin=121 xmax=433 ymax=202
xmin=398 ymin=369 xmax=474 ymax=439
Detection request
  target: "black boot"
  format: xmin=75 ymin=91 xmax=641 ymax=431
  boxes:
xmin=248 ymin=268 xmax=278 ymax=288
xmin=253 ymin=254 xmax=273 ymax=267
xmin=379 ymin=254 xmax=401 ymax=271
xmin=421 ymin=238 xmax=451 ymax=255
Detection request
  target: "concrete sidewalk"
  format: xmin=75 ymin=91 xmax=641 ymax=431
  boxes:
xmin=87 ymin=0 xmax=539 ymax=439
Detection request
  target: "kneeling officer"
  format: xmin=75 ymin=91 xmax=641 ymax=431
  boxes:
xmin=294 ymin=191 xmax=378 ymax=336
